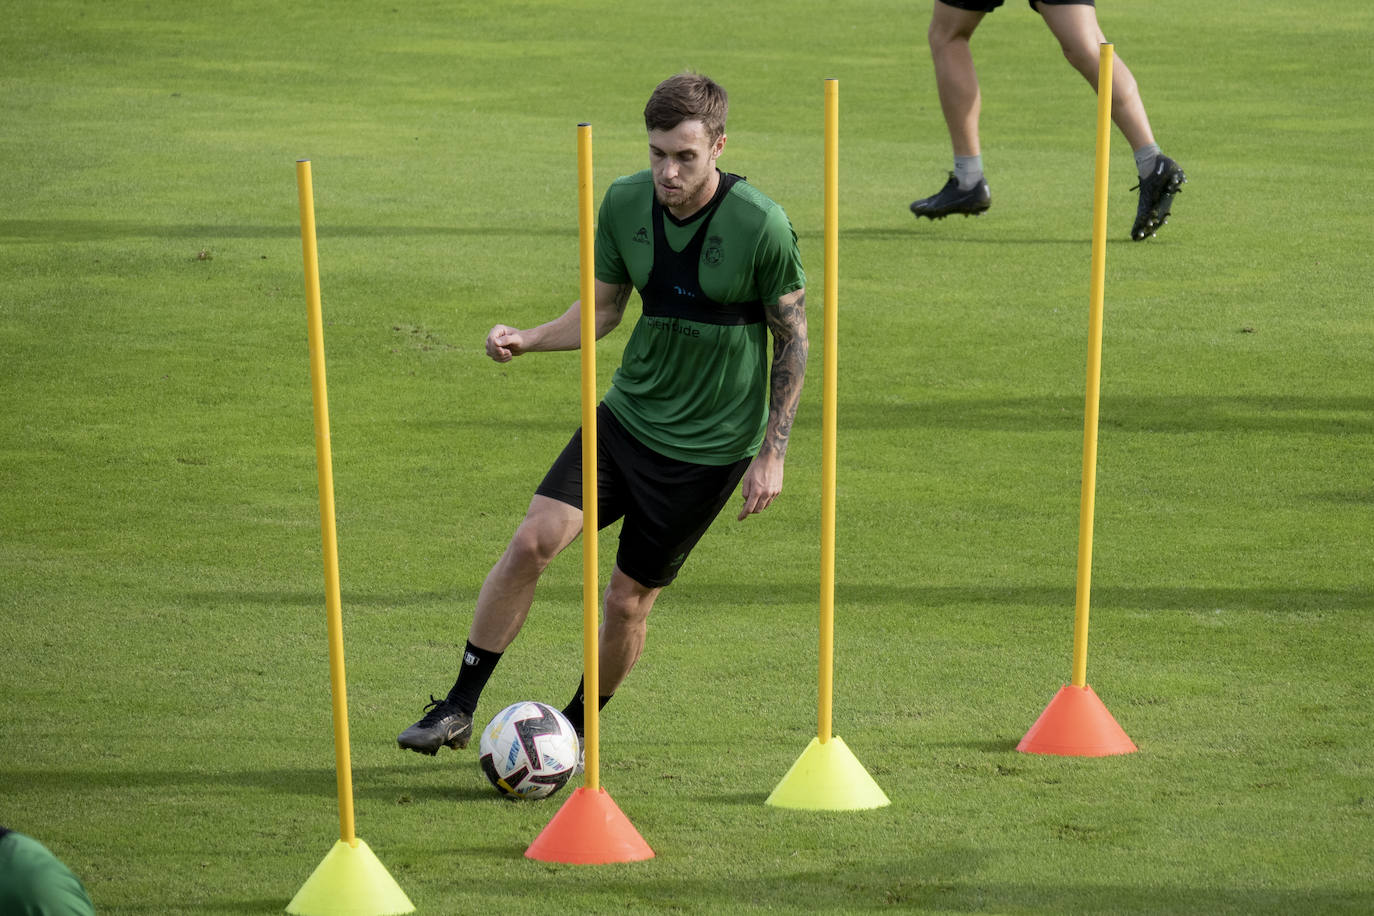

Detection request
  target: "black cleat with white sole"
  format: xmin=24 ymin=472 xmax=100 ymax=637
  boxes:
xmin=1131 ymin=155 xmax=1186 ymax=241
xmin=910 ymin=173 xmax=991 ymax=220
xmin=397 ymin=695 xmax=473 ymax=755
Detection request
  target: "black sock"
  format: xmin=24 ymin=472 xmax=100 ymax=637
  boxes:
xmin=560 ymin=677 xmax=612 ymax=735
xmin=444 ymin=640 xmax=502 ymax=715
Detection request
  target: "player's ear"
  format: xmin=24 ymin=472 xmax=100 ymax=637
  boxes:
xmin=712 ymin=133 xmax=727 ymax=161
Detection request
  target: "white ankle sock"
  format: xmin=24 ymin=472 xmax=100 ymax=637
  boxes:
xmin=953 ymin=155 xmax=983 ymax=190
xmin=1134 ymin=143 xmax=1161 ymax=179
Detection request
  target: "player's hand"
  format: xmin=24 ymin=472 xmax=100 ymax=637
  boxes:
xmin=486 ymin=324 xmax=525 ymax=362
xmin=737 ymin=451 xmax=784 ymax=520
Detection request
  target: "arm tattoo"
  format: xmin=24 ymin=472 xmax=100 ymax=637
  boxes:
xmin=613 ymin=283 xmax=632 ymax=316
xmin=761 ymin=290 xmax=809 ymax=458
xmin=594 ymin=283 xmax=633 ymax=339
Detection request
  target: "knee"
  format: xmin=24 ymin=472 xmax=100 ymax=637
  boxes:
xmin=926 ymin=21 xmax=945 ymax=51
xmin=928 ymin=20 xmax=971 ymax=53
xmin=504 ymin=523 xmax=562 ymax=574
xmin=603 ymin=584 xmax=653 ymax=632
xmin=1068 ymin=50 xmax=1099 ymax=80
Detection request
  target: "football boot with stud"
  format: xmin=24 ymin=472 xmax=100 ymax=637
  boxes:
xmin=397 ymin=695 xmax=473 ymax=755
xmin=910 ymin=173 xmax=992 ymax=220
xmin=1130 ymin=155 xmax=1186 ymax=241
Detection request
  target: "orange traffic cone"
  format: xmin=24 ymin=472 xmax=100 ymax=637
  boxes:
xmin=525 ymin=787 xmax=654 ymax=865
xmin=1017 ymin=684 xmax=1137 ymax=757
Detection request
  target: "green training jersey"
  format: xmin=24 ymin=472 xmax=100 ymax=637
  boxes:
xmin=0 ymin=831 xmax=96 ymax=916
xmin=595 ymin=169 xmax=805 ymax=464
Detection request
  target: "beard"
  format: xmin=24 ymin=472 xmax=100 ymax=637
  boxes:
xmin=654 ymin=169 xmax=714 ymax=214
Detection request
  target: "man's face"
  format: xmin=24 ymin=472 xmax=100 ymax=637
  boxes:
xmin=648 ymin=119 xmax=726 ymax=217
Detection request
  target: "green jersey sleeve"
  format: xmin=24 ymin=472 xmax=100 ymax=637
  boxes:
xmin=751 ymin=203 xmax=806 ymax=304
xmin=594 ymin=175 xmax=641 ymax=286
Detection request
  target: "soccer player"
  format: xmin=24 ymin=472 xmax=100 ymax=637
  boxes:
xmin=908 ymin=0 xmax=1186 ymax=240
xmin=0 ymin=828 xmax=96 ymax=916
xmin=398 ymin=73 xmax=808 ymax=757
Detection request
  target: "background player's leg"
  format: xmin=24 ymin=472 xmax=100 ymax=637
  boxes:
xmin=1038 ymin=2 xmax=1154 ymax=151
xmin=912 ymin=2 xmax=994 ymax=218
xmin=929 ymin=2 xmax=988 ymax=158
xmin=1038 ymin=1 xmax=1186 ymax=239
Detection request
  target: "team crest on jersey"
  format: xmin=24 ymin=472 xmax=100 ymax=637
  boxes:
xmin=633 ymin=227 xmax=650 ymax=245
xmin=703 ymin=235 xmax=725 ymax=267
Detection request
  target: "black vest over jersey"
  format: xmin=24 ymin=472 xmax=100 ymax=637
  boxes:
xmin=641 ymin=172 xmax=765 ymax=326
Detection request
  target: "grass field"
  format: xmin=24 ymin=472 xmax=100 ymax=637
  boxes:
xmin=3 ymin=1 xmax=1372 ymax=913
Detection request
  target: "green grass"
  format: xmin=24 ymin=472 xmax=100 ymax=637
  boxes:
xmin=3 ymin=0 xmax=1372 ymax=913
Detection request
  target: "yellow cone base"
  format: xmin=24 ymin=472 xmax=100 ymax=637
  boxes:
xmin=1017 ymin=684 xmax=1138 ymax=757
xmin=766 ymin=736 xmax=890 ymax=810
xmin=525 ymin=787 xmax=655 ymax=865
xmin=287 ymin=839 xmax=414 ymax=916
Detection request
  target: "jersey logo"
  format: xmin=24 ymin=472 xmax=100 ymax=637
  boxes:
xmin=703 ymin=235 xmax=724 ymax=267
xmin=633 ymin=227 xmax=650 ymax=245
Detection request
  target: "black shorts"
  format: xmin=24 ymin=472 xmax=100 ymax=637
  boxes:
xmin=939 ymin=0 xmax=1094 ymax=11
xmin=536 ymin=404 xmax=753 ymax=589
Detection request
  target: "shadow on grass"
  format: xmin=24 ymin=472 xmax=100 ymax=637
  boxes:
xmin=0 ymin=220 xmax=1108 ymax=247
xmin=177 ymin=589 xmax=463 ymax=609
xmin=228 ymin=763 xmax=495 ymax=805
xmin=689 ymin=790 xmax=769 ymax=807
xmin=102 ymin=849 xmax=1374 ymax=914
xmin=934 ymin=738 xmax=1022 ymax=753
xmin=112 ymin=900 xmax=284 ymax=914
xmin=0 ymin=220 xmax=574 ymax=242
xmin=842 ymin=393 xmax=1374 ymax=435
xmin=795 ymin=226 xmax=1118 ymax=245
xmin=678 ymin=581 xmax=1374 ymax=614
xmin=458 ymin=853 xmax=1373 ymax=915
xmin=178 ymin=580 xmax=1374 ymax=615
xmin=0 ymin=762 xmax=490 ymax=804
xmin=104 ymin=863 xmax=1374 ymax=915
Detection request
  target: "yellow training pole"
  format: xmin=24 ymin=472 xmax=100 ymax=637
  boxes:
xmin=765 ymin=80 xmax=887 ymax=808
xmin=291 ymin=160 xmax=414 ymax=914
xmin=296 ymin=159 xmax=356 ymax=846
xmin=525 ymin=125 xmax=653 ymax=863
xmin=817 ymin=77 xmax=839 ymax=745
xmin=576 ymin=123 xmax=600 ymax=793
xmin=1015 ymin=46 xmax=1135 ymax=757
xmin=1071 ymin=44 xmax=1113 ymax=688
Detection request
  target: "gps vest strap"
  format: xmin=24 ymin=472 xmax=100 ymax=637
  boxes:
xmin=642 ymin=172 xmax=765 ymax=326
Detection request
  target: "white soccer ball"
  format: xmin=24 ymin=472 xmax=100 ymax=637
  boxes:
xmin=478 ymin=701 xmax=580 ymax=800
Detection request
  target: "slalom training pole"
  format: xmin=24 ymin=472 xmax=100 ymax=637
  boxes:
xmin=289 ymin=159 xmax=413 ymax=916
xmin=766 ymin=80 xmax=888 ymax=810
xmin=297 ymin=158 xmax=356 ymax=849
xmin=1071 ymin=42 xmax=1115 ymax=690
xmin=817 ymin=74 xmax=840 ymax=748
xmin=1015 ymin=46 xmax=1137 ymax=758
xmin=525 ymin=125 xmax=653 ymax=864
xmin=576 ymin=122 xmax=601 ymax=795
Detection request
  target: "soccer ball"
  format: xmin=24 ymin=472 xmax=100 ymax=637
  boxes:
xmin=478 ymin=701 xmax=580 ymax=800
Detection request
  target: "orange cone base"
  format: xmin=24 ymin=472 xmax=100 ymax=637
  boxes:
xmin=525 ymin=787 xmax=655 ymax=865
xmin=1017 ymin=684 xmax=1138 ymax=757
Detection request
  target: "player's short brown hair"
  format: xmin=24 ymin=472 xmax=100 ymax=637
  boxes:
xmin=643 ymin=73 xmax=728 ymax=141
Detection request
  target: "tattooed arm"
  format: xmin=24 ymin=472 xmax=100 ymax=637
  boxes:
xmin=738 ymin=286 xmax=809 ymax=520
